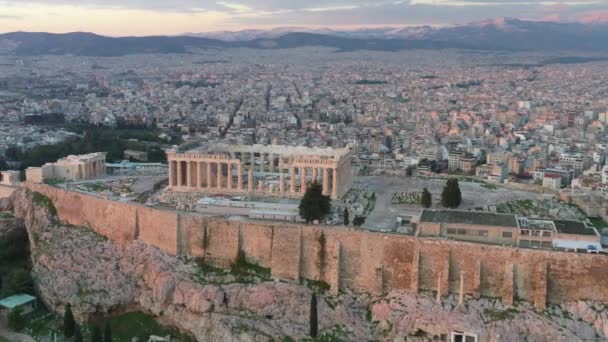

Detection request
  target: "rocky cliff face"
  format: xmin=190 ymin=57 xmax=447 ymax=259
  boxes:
xmin=3 ymin=187 xmax=608 ymax=341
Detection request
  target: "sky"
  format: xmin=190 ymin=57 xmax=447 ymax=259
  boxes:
xmin=0 ymin=0 xmax=607 ymax=36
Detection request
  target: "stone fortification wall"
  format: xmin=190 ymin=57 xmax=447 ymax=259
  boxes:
xmin=21 ymin=182 xmax=608 ymax=309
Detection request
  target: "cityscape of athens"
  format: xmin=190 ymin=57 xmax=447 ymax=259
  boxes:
xmin=2 ymin=2 xmax=608 ymax=341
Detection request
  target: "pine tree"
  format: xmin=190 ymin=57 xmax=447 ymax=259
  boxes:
xmin=299 ymin=181 xmax=331 ymax=224
xmin=343 ymin=208 xmax=349 ymax=225
xmin=103 ymin=322 xmax=112 ymax=342
xmin=309 ymin=293 xmax=318 ymax=338
xmin=421 ymin=188 xmax=432 ymax=208
xmin=441 ymin=178 xmax=462 ymax=208
xmin=91 ymin=325 xmax=103 ymax=342
xmin=63 ymin=303 xmax=76 ymax=338
xmin=453 ymin=179 xmax=462 ymax=207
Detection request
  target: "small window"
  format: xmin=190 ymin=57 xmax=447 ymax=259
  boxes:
xmin=519 ymin=240 xmax=530 ymax=247
xmin=447 ymin=228 xmax=457 ymax=235
xmin=502 ymin=231 xmax=513 ymax=238
xmin=531 ymin=240 xmax=540 ymax=247
xmin=542 ymin=231 xmax=551 ymax=237
xmin=457 ymin=229 xmax=467 ymax=235
xmin=477 ymin=230 xmax=488 ymax=237
xmin=532 ymin=230 xmax=541 ymax=237
xmin=520 ymin=229 xmax=529 ymax=236
xmin=541 ymin=241 xmax=553 ymax=248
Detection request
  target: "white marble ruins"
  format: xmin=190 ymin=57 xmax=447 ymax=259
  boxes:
xmin=167 ymin=144 xmax=353 ymax=200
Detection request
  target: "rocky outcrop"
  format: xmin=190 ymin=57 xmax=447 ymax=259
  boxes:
xmin=5 ymin=187 xmax=608 ymax=341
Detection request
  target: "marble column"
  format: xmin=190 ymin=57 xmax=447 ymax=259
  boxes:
xmin=258 ymin=180 xmax=264 ymax=192
xmin=332 ymin=168 xmax=338 ymax=198
xmin=169 ymin=161 xmax=175 ymax=186
xmin=197 ymin=162 xmax=203 ymax=189
xmin=216 ymin=163 xmax=223 ymax=190
xmin=206 ymin=162 xmax=212 ymax=189
xmin=279 ymin=171 xmax=285 ymax=193
xmin=270 ymin=154 xmax=275 ymax=172
xmin=248 ymin=168 xmax=254 ymax=192
xmin=177 ymin=161 xmax=183 ymax=187
xmin=300 ymin=167 xmax=307 ymax=193
xmin=227 ymin=163 xmax=233 ymax=190
xmin=260 ymin=153 xmax=265 ymax=173
xmin=189 ymin=161 xmax=195 ymax=187
xmin=290 ymin=167 xmax=296 ymax=194
xmin=237 ymin=163 xmax=243 ymax=191
xmin=322 ymin=168 xmax=329 ymax=195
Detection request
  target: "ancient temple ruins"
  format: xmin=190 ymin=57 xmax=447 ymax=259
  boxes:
xmin=167 ymin=144 xmax=353 ymax=199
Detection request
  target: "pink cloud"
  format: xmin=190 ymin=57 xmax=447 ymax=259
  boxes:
xmin=579 ymin=10 xmax=608 ymax=24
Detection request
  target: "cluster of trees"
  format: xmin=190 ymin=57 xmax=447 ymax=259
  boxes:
xmin=64 ymin=304 xmax=113 ymax=342
xmin=417 ymin=180 xmax=461 ymax=209
xmin=4 ymin=126 xmax=178 ymax=170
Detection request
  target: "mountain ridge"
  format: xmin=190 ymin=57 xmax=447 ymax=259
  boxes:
xmin=1 ymin=18 xmax=608 ymax=56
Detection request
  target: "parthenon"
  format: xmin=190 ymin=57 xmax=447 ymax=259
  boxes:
xmin=167 ymin=144 xmax=353 ymax=200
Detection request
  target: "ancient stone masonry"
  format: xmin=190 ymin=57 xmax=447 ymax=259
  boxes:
xmin=16 ymin=182 xmax=608 ymax=308
xmin=167 ymin=144 xmax=354 ymax=200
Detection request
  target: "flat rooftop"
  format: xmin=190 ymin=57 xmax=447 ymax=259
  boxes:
xmin=420 ymin=209 xmax=519 ymax=227
xmin=554 ymin=220 xmax=598 ymax=236
xmin=0 ymin=294 xmax=36 ymax=309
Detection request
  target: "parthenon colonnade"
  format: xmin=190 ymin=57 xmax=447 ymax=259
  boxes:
xmin=167 ymin=144 xmax=353 ymax=200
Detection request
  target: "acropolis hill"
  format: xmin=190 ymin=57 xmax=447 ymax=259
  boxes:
xmin=2 ymin=149 xmax=608 ymax=340
xmin=3 ymin=182 xmax=608 ymax=340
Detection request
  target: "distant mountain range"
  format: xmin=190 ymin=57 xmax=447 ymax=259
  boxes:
xmin=1 ymin=18 xmax=608 ymax=57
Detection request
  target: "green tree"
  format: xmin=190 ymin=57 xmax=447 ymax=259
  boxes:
xmin=353 ymin=216 xmax=366 ymax=227
xmin=91 ymin=325 xmax=103 ymax=342
xmin=74 ymin=325 xmax=83 ymax=342
xmin=343 ymin=208 xmax=349 ymax=226
xmin=299 ymin=181 xmax=331 ymax=224
xmin=103 ymin=322 xmax=112 ymax=342
xmin=421 ymin=188 xmax=432 ymax=208
xmin=441 ymin=178 xmax=462 ymax=209
xmin=7 ymin=307 xmax=25 ymax=331
xmin=63 ymin=303 xmax=76 ymax=338
xmin=309 ymin=293 xmax=318 ymax=338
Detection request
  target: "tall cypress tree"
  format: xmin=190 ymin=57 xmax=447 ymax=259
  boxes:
xmin=421 ymin=188 xmax=432 ymax=208
xmin=103 ymin=322 xmax=112 ymax=342
xmin=74 ymin=325 xmax=83 ymax=342
xmin=453 ymin=179 xmax=462 ymax=207
xmin=309 ymin=293 xmax=318 ymax=338
xmin=343 ymin=207 xmax=349 ymax=225
xmin=441 ymin=178 xmax=462 ymax=209
xmin=63 ymin=303 xmax=76 ymax=338
xmin=441 ymin=179 xmax=452 ymax=208
xmin=91 ymin=325 xmax=103 ymax=342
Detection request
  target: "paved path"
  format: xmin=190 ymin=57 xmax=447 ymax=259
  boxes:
xmin=357 ymin=175 xmax=548 ymax=231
